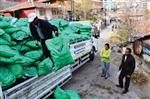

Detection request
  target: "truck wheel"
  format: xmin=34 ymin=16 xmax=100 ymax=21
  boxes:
xmin=89 ymin=48 xmax=95 ymax=61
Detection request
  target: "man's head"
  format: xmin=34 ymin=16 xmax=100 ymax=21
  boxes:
xmin=125 ymin=48 xmax=132 ymax=55
xmin=28 ymin=13 xmax=38 ymax=24
xmin=104 ymin=43 xmax=110 ymax=50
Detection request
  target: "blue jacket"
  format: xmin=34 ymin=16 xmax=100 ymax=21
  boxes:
xmin=29 ymin=19 xmax=58 ymax=41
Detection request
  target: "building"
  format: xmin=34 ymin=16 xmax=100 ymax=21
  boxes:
xmin=0 ymin=1 xmax=63 ymax=19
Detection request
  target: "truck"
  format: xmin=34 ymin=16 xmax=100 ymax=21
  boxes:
xmin=0 ymin=22 xmax=98 ymax=99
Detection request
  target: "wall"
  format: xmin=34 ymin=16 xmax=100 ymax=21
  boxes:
xmin=4 ymin=12 xmax=12 ymax=16
xmin=19 ymin=9 xmax=35 ymax=18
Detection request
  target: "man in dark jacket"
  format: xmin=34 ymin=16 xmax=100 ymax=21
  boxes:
xmin=116 ymin=48 xmax=135 ymax=94
xmin=28 ymin=13 xmax=58 ymax=64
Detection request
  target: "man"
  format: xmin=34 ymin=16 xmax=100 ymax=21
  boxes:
xmin=116 ymin=48 xmax=135 ymax=94
xmin=28 ymin=13 xmax=58 ymax=64
xmin=100 ymin=43 xmax=111 ymax=79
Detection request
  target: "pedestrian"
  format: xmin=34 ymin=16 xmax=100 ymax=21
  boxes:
xmin=100 ymin=43 xmax=111 ymax=79
xmin=28 ymin=13 xmax=58 ymax=65
xmin=116 ymin=48 xmax=135 ymax=94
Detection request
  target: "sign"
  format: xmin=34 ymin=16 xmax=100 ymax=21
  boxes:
xmin=70 ymin=40 xmax=92 ymax=59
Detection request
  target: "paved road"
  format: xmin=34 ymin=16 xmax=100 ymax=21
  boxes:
xmin=63 ymin=24 xmax=140 ymax=99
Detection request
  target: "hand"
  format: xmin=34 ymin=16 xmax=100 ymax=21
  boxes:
xmin=35 ymin=40 xmax=38 ymax=46
xmin=127 ymin=75 xmax=131 ymax=78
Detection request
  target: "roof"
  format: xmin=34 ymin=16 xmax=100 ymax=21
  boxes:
xmin=0 ymin=1 xmax=20 ymax=10
xmin=0 ymin=2 xmax=53 ymax=12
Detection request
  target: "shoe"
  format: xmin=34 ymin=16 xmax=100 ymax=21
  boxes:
xmin=101 ymin=75 xmax=105 ymax=77
xmin=116 ymin=85 xmax=123 ymax=88
xmin=122 ymin=90 xmax=128 ymax=94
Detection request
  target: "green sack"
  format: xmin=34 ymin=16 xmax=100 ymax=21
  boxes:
xmin=20 ymin=45 xmax=32 ymax=53
xmin=54 ymin=86 xmax=70 ymax=99
xmin=0 ymin=45 xmax=19 ymax=57
xmin=0 ymin=21 xmax=10 ymax=28
xmin=0 ymin=29 xmax=5 ymax=35
xmin=4 ymin=27 xmax=20 ymax=34
xmin=23 ymin=66 xmax=38 ymax=77
xmin=24 ymin=50 xmax=43 ymax=60
xmin=69 ymin=23 xmax=82 ymax=33
xmin=0 ymin=16 xmax=3 ymax=21
xmin=0 ymin=38 xmax=10 ymax=45
xmin=49 ymin=18 xmax=69 ymax=28
xmin=12 ymin=31 xmax=29 ymax=40
xmin=1 ymin=33 xmax=11 ymax=42
xmin=65 ymin=90 xmax=81 ymax=99
xmin=0 ymin=66 xmax=16 ymax=87
xmin=60 ymin=19 xmax=69 ymax=27
xmin=8 ymin=64 xmax=23 ymax=78
xmin=19 ymin=26 xmax=31 ymax=35
xmin=37 ymin=58 xmax=53 ymax=75
xmin=34 ymin=61 xmax=40 ymax=66
xmin=0 ymin=55 xmax=22 ymax=64
xmin=19 ymin=56 xmax=35 ymax=66
xmin=46 ymin=37 xmax=74 ymax=71
xmin=25 ymin=41 xmax=41 ymax=49
xmin=15 ymin=18 xmax=28 ymax=26
xmin=3 ymin=17 xmax=13 ymax=22
xmin=79 ymin=24 xmax=92 ymax=32
xmin=12 ymin=44 xmax=22 ymax=51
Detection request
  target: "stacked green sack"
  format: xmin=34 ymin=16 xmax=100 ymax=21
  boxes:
xmin=54 ymin=86 xmax=81 ymax=99
xmin=49 ymin=19 xmax=92 ymax=44
xmin=0 ymin=16 xmax=92 ymax=88
xmin=46 ymin=36 xmax=74 ymax=71
xmin=0 ymin=16 xmax=53 ymax=88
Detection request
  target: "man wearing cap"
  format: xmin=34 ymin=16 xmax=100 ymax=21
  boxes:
xmin=28 ymin=13 xmax=58 ymax=64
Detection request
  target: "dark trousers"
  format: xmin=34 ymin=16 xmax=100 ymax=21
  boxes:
xmin=40 ymin=39 xmax=54 ymax=65
xmin=119 ymin=71 xmax=131 ymax=91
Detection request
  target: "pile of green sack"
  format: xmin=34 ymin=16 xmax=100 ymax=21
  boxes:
xmin=0 ymin=16 xmax=53 ymax=88
xmin=49 ymin=19 xmax=92 ymax=44
xmin=54 ymin=86 xmax=81 ymax=99
xmin=0 ymin=16 xmax=92 ymax=88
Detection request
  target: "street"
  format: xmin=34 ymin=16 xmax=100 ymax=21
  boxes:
xmin=63 ymin=24 xmax=141 ymax=99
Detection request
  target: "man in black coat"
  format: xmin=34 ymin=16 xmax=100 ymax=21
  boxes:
xmin=116 ymin=48 xmax=135 ymax=94
xmin=28 ymin=13 xmax=58 ymax=64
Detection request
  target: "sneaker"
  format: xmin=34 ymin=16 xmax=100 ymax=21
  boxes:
xmin=116 ymin=84 xmax=123 ymax=88
xmin=122 ymin=90 xmax=128 ymax=94
xmin=101 ymin=75 xmax=105 ymax=77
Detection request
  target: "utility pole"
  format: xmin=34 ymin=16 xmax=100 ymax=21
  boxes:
xmin=70 ymin=0 xmax=74 ymax=20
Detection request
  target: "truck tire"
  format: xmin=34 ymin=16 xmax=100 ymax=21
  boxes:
xmin=89 ymin=48 xmax=95 ymax=61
